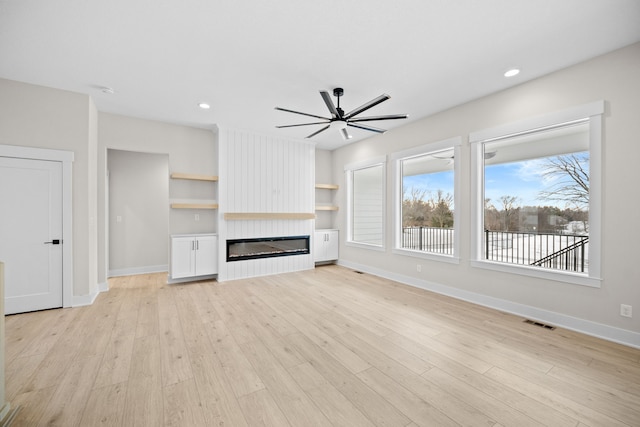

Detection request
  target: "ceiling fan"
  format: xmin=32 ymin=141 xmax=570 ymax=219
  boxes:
xmin=275 ymin=87 xmax=408 ymax=140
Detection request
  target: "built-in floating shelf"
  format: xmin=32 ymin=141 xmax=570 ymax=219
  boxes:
xmin=224 ymin=212 xmax=316 ymax=220
xmin=171 ymin=203 xmax=219 ymax=209
xmin=315 ymin=205 xmax=339 ymax=211
xmin=170 ymin=172 xmax=218 ymax=182
xmin=315 ymin=183 xmax=339 ymax=190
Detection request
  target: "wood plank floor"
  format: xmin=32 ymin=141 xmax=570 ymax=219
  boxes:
xmin=5 ymin=265 xmax=640 ymax=426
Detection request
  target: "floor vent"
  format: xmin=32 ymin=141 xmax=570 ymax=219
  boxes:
xmin=524 ymin=319 xmax=556 ymax=330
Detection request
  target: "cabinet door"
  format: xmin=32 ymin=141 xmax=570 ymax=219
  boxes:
xmin=171 ymin=237 xmax=195 ymax=279
xmin=195 ymin=235 xmax=218 ymax=276
xmin=325 ymin=230 xmax=339 ymax=260
xmin=314 ymin=231 xmax=327 ymax=262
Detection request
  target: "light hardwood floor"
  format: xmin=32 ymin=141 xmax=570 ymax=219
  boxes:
xmin=5 ymin=265 xmax=640 ymax=426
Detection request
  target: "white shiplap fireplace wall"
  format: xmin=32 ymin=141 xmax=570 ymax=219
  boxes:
xmin=217 ymin=127 xmax=315 ymax=281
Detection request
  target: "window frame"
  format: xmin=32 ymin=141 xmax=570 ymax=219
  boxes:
xmin=469 ymin=101 xmax=604 ymax=287
xmin=344 ymin=155 xmax=387 ymax=251
xmin=391 ymin=137 xmax=461 ymax=263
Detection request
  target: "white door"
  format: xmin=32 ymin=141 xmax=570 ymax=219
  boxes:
xmin=195 ymin=235 xmax=217 ymax=276
xmin=171 ymin=236 xmax=196 ymax=279
xmin=313 ymin=231 xmax=327 ymax=262
xmin=0 ymin=157 xmax=63 ymax=314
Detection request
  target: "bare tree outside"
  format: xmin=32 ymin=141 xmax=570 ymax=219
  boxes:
xmin=499 ymin=195 xmax=520 ymax=231
xmin=429 ymin=190 xmax=454 ymax=228
xmin=402 ymin=186 xmax=453 ymax=228
xmin=538 ymin=153 xmax=589 ymax=209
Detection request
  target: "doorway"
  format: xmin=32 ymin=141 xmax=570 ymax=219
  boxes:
xmin=107 ymin=149 xmax=169 ymax=277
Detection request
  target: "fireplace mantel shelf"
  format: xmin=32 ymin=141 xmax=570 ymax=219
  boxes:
xmin=224 ymin=212 xmax=316 ymax=220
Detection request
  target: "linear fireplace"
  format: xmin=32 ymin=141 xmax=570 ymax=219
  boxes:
xmin=226 ymin=235 xmax=310 ymax=262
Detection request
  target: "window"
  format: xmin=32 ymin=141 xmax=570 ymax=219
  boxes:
xmin=392 ymin=138 xmax=460 ymax=261
xmin=345 ymin=157 xmax=386 ymax=249
xmin=470 ymin=101 xmax=603 ymax=286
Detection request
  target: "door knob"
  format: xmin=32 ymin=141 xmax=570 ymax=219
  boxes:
xmin=44 ymin=239 xmax=61 ymax=245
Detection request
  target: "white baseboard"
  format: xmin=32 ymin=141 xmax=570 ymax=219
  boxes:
xmin=338 ymin=259 xmax=640 ymax=349
xmin=72 ymin=289 xmax=100 ymax=307
xmin=71 ymin=282 xmax=109 ymax=308
xmin=98 ymin=281 xmax=109 ymax=293
xmin=167 ymin=274 xmax=216 ymax=285
xmin=108 ymin=264 xmax=168 ymax=278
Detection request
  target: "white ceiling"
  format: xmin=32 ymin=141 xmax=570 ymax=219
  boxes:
xmin=1 ymin=0 xmax=639 ymax=150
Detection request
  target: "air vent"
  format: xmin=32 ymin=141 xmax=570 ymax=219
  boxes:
xmin=354 ymin=271 xmax=364 ymax=274
xmin=524 ymin=319 xmax=556 ymax=330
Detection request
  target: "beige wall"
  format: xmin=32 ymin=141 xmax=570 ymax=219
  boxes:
xmin=97 ymin=113 xmax=216 ymax=284
xmin=332 ymin=43 xmax=640 ymax=338
xmin=107 ymin=149 xmax=169 ymax=273
xmin=0 ymin=78 xmax=97 ymax=298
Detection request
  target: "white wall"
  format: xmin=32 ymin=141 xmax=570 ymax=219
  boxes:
xmin=107 ymin=149 xmax=169 ymax=275
xmin=332 ymin=43 xmax=640 ymax=344
xmin=0 ymin=78 xmax=97 ymax=299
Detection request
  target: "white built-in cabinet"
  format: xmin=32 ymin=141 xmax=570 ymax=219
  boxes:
xmin=170 ymin=233 xmax=218 ymax=280
xmin=314 ymin=229 xmax=339 ymax=263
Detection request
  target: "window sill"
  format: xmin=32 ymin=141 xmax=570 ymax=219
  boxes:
xmin=470 ymin=260 xmax=601 ymax=288
xmin=345 ymin=241 xmax=386 ymax=252
xmin=392 ymin=248 xmax=460 ymax=264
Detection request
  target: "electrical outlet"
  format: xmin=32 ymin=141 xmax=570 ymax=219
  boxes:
xmin=620 ymin=304 xmax=632 ymax=318
xmin=194 ymin=214 xmax=200 ymax=221
xmin=416 ymin=264 xmax=422 ymax=273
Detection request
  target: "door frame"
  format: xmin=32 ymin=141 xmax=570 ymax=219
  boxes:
xmin=0 ymin=144 xmax=74 ymax=309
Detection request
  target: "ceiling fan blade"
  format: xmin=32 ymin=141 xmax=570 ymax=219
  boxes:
xmin=340 ymin=128 xmax=352 ymax=140
xmin=344 ymin=94 xmax=390 ymax=119
xmin=276 ymin=121 xmax=330 ymax=128
xmin=306 ymin=124 xmax=331 ymax=138
xmin=275 ymin=107 xmax=329 ymax=121
xmin=348 ymin=114 xmax=408 ymax=122
xmin=320 ymin=91 xmax=340 ymax=118
xmin=347 ymin=122 xmax=387 ymax=134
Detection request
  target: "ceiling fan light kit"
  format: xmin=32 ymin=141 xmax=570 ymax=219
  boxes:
xmin=275 ymin=87 xmax=407 ymax=140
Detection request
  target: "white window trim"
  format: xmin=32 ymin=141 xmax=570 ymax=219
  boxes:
xmin=344 ymin=155 xmax=387 ymax=251
xmin=391 ymin=137 xmax=461 ymax=263
xmin=469 ymin=101 xmax=604 ymax=287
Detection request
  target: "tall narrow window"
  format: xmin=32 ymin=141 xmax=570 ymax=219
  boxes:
xmin=345 ymin=157 xmax=385 ymax=249
xmin=392 ymin=138 xmax=460 ymax=261
xmin=470 ymin=101 xmax=603 ymax=287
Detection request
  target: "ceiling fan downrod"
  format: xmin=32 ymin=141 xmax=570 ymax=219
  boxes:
xmin=333 ymin=87 xmax=344 ymax=118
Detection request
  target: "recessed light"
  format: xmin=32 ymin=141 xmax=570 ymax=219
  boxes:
xmin=504 ymin=68 xmax=520 ymax=78
xmin=198 ymin=103 xmax=211 ymax=109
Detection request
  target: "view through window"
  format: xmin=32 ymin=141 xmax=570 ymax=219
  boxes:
xmin=400 ymin=149 xmax=455 ymax=256
xmin=482 ymin=122 xmax=590 ymax=273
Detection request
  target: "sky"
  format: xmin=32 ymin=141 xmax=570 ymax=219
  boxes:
xmin=485 ymin=160 xmax=549 ymax=207
xmin=403 ymin=170 xmax=454 ymax=204
xmin=403 ymin=154 xmax=588 ymax=209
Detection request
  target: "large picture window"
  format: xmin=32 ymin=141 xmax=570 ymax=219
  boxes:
xmin=483 ymin=124 xmax=589 ymax=271
xmin=345 ymin=157 xmax=386 ymax=249
xmin=470 ymin=102 xmax=603 ymax=286
xmin=392 ymin=137 xmax=460 ymax=261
